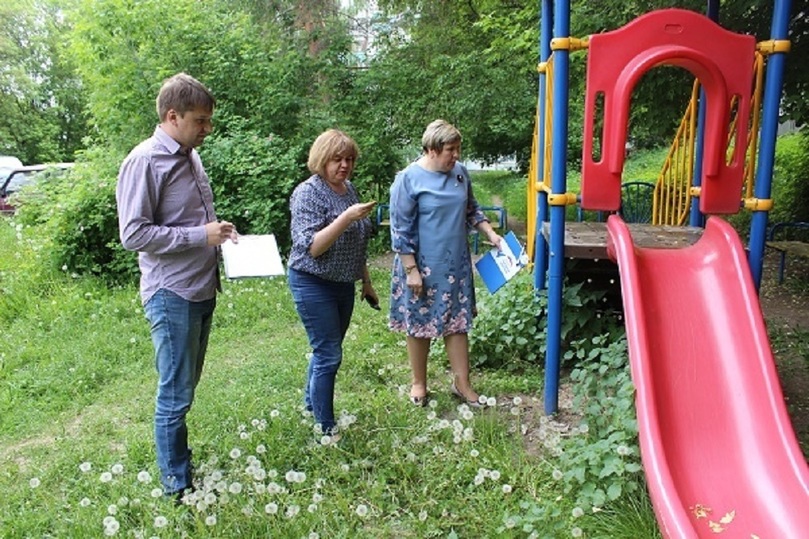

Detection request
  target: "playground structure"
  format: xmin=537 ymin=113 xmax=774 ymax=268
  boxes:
xmin=529 ymin=1 xmax=809 ymax=537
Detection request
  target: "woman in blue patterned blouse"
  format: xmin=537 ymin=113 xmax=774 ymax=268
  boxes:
xmin=288 ymin=129 xmax=377 ymax=437
xmin=389 ymin=120 xmax=502 ymax=408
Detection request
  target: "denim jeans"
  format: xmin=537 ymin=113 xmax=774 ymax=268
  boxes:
xmin=143 ymin=289 xmax=215 ymax=494
xmin=287 ymin=268 xmax=355 ymax=432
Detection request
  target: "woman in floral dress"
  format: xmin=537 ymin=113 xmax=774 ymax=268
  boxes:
xmin=389 ymin=119 xmax=502 ymax=407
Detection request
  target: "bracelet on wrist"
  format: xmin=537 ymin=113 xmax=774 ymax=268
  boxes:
xmin=405 ymin=264 xmax=417 ymax=275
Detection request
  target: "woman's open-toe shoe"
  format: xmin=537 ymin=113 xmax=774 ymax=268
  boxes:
xmin=410 ymin=395 xmax=428 ymax=407
xmin=409 ymin=390 xmax=429 ymax=407
xmin=450 ymin=383 xmax=485 ymax=408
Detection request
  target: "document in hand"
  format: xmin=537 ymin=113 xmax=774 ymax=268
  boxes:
xmin=221 ymin=234 xmax=285 ymax=279
xmin=474 ymin=231 xmax=528 ymax=294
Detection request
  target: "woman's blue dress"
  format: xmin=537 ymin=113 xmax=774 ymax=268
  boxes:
xmin=388 ymin=162 xmax=488 ymax=338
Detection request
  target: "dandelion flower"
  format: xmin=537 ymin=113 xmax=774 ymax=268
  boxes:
xmin=256 ymin=444 xmax=267 ymax=454
xmin=474 ymin=475 xmax=485 ymax=486
xmin=29 ymin=477 xmax=40 ymax=488
xmin=486 ymin=396 xmax=497 ymax=407
xmin=137 ymin=471 xmax=152 ymax=483
xmin=502 ymin=484 xmax=512 ymax=494
xmin=107 ymin=504 xmax=117 ymax=515
xmin=154 ymin=515 xmax=168 ymax=528
xmin=205 ymin=515 xmax=217 ymax=526
xmin=228 ymin=482 xmax=243 ymax=494
xmin=490 ymin=470 xmax=501 ymax=481
xmin=100 ymin=472 xmax=113 ymax=483
xmin=150 ymin=488 xmax=163 ymax=499
xmin=355 ymin=504 xmax=369 ymax=517
xmin=80 ymin=497 xmax=91 ymax=507
xmin=229 ymin=448 xmax=241 ymax=459
xmin=552 ymin=469 xmax=564 ymax=481
xmin=469 ymin=449 xmax=479 ymax=457
xmin=418 ymin=510 xmax=428 ymax=522
xmin=111 ymin=464 xmax=124 ymax=475
xmin=513 ymin=396 xmax=523 ymax=406
xmin=103 ymin=518 xmax=120 ymax=535
xmin=571 ymin=527 xmax=583 ymax=537
xmin=510 ymin=407 xmax=520 ymax=416
xmin=270 ymin=409 xmax=280 ymax=418
xmin=308 ymin=503 xmax=318 ymax=513
xmin=265 ymin=502 xmax=279 ymax=514
xmin=79 ymin=462 xmax=92 ymax=473
xmin=103 ymin=516 xmax=116 ymax=527
xmin=285 ymin=470 xmax=297 ymax=482
xmin=572 ymin=507 xmax=584 ymax=518
xmin=286 ymin=504 xmax=300 ymax=518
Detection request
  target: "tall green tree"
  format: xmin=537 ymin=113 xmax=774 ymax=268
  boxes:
xmin=0 ymin=0 xmax=87 ymax=163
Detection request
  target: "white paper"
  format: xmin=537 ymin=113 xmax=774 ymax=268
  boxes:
xmin=221 ymin=234 xmax=285 ymax=279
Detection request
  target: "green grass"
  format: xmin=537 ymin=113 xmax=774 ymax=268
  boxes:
xmin=1 ymin=219 xmax=656 ymax=538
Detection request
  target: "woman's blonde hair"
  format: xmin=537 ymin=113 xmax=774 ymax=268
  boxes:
xmin=307 ymin=129 xmax=359 ymax=176
xmin=421 ymin=119 xmax=462 ymax=153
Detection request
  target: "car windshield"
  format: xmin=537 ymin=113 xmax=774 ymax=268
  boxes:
xmin=5 ymin=171 xmax=39 ymax=193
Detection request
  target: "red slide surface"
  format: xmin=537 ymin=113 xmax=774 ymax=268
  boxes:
xmin=606 ymin=215 xmax=809 ymax=538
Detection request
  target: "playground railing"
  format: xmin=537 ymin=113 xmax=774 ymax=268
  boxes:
xmin=766 ymin=221 xmax=809 ymax=284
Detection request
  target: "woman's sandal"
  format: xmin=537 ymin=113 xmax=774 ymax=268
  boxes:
xmin=450 ymin=383 xmax=486 ymax=408
xmin=410 ymin=394 xmax=429 ymax=407
xmin=409 ymin=388 xmax=430 ymax=407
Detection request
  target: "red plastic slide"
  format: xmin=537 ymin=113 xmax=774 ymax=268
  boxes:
xmin=606 ymin=215 xmax=809 ymax=538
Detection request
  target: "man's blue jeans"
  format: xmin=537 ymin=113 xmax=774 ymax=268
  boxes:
xmin=143 ymin=289 xmax=215 ymax=494
xmin=287 ymin=268 xmax=354 ymax=433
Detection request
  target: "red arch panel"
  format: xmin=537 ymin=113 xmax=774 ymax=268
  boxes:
xmin=580 ymin=9 xmax=756 ymax=214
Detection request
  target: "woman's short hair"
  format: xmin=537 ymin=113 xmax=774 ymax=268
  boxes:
xmin=307 ymin=129 xmax=359 ymax=176
xmin=156 ymin=73 xmax=215 ymax=121
xmin=421 ymin=119 xmax=462 ymax=153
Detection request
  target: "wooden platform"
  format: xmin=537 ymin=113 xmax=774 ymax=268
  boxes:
xmin=541 ymin=221 xmax=704 ymax=260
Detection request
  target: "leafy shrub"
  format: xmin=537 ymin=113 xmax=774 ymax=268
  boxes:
xmin=558 ymin=335 xmax=643 ymax=510
xmin=201 ymin=127 xmax=303 ymax=252
xmin=770 ymin=132 xmax=809 ymax=224
xmin=470 ymin=271 xmax=621 ymax=370
xmin=14 ymin=147 xmax=138 ymax=285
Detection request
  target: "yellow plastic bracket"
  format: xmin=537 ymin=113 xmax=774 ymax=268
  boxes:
xmin=743 ymin=197 xmax=773 ymax=212
xmin=689 ymin=186 xmax=702 ymax=197
xmin=757 ymin=39 xmax=791 ymax=55
xmin=550 ymin=37 xmax=589 ymax=52
xmin=547 ymin=192 xmax=578 ymax=206
xmin=537 ymin=62 xmax=548 ymax=74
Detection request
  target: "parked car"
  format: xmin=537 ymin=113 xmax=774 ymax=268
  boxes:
xmin=0 ymin=156 xmax=24 ymax=185
xmin=0 ymin=163 xmax=74 ymax=215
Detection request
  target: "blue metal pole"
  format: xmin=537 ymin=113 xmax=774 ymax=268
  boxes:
xmin=534 ymin=0 xmax=552 ymax=291
xmin=749 ymin=0 xmax=792 ymax=289
xmin=689 ymin=1 xmax=720 ymax=227
xmin=544 ymin=0 xmax=570 ymax=415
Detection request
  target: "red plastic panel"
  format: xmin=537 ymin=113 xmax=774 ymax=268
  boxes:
xmin=580 ymin=9 xmax=755 ymax=213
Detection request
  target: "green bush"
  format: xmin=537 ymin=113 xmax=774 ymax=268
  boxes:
xmin=201 ymin=127 xmax=303 ymax=252
xmin=771 ymin=132 xmax=809 ymax=224
xmin=14 ymin=147 xmax=138 ymax=285
xmin=561 ymin=335 xmax=643 ymax=510
xmin=470 ymin=271 xmax=621 ymax=371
